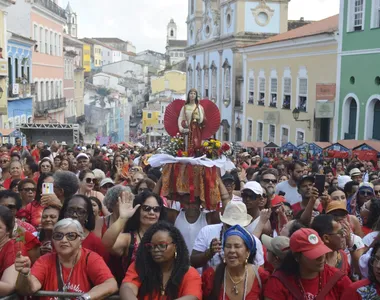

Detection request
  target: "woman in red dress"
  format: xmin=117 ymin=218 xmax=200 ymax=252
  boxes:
xmin=202 ymin=225 xmax=269 ymax=299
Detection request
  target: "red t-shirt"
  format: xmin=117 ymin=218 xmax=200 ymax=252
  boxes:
xmin=3 ymin=175 xmax=25 ymax=190
xmin=264 ymin=264 xmax=351 ymax=300
xmin=341 ymin=279 xmax=380 ymax=299
xmin=291 ymin=202 xmax=323 ymax=215
xmin=31 ymin=148 xmax=40 ymax=163
xmin=82 ymin=232 xmax=109 ymax=262
xmin=202 ymin=266 xmax=269 ymax=299
xmin=17 ymin=201 xmax=44 ymax=228
xmin=123 ymin=262 xmax=202 ymax=300
xmin=0 ymin=239 xmax=16 ymax=278
xmin=31 ymin=248 xmax=113 ymax=299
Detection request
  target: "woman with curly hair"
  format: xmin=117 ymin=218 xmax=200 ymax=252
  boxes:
xmin=119 ymin=221 xmax=202 ymax=300
xmin=342 ymin=241 xmax=380 ymax=298
xmin=360 ymin=198 xmax=380 ymax=246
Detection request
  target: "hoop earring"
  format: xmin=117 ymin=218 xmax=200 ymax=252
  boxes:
xmin=174 ymin=251 xmax=177 ymax=259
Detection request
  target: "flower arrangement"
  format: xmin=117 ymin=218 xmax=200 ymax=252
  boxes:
xmin=202 ymin=139 xmax=232 ymax=159
xmin=163 ymin=133 xmax=185 ymax=157
xmin=162 ymin=135 xmax=232 ymax=159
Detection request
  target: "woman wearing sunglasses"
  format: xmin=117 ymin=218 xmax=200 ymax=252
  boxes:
xmin=120 ymin=221 xmax=201 ymax=300
xmin=78 ymin=169 xmax=105 ymax=206
xmin=15 ymin=218 xmax=118 ymax=299
xmin=59 ymin=194 xmax=108 ymax=260
xmin=102 ymin=190 xmax=167 ymax=280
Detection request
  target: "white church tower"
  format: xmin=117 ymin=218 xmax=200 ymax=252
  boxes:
xmin=167 ymin=19 xmax=177 ymax=41
xmin=65 ymin=2 xmax=77 ymax=38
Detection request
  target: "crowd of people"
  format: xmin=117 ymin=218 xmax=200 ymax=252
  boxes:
xmin=0 ymin=138 xmax=380 ymax=299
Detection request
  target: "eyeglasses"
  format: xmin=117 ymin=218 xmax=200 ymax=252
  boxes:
xmin=1 ymin=204 xmax=16 ymax=210
xmin=52 ymin=232 xmax=80 ymax=241
xmin=359 ymin=191 xmax=374 ymax=197
xmin=85 ymin=178 xmax=98 ymax=184
xmin=66 ymin=207 xmax=87 ymax=217
xmin=262 ymin=179 xmax=278 ymax=184
xmin=145 ymin=242 xmax=173 ymax=252
xmin=262 ymin=194 xmax=268 ymax=198
xmin=141 ymin=205 xmax=161 ymax=213
xmin=21 ymin=188 xmax=36 ymax=193
xmin=0 ymin=160 xmax=9 ymax=163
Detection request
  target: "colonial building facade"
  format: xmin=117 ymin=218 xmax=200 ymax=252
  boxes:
xmin=185 ymin=0 xmax=290 ymax=141
xmin=335 ymin=0 xmax=380 ymax=141
xmin=241 ymin=15 xmax=339 ymax=146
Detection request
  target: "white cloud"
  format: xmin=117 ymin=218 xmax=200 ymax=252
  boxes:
xmin=62 ymin=0 xmax=339 ymax=53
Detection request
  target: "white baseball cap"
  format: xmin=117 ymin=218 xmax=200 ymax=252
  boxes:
xmin=242 ymin=181 xmax=263 ymax=196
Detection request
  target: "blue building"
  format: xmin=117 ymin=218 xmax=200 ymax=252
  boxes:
xmin=7 ymin=31 xmax=35 ymax=129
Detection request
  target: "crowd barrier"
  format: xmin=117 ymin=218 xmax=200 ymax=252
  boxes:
xmin=0 ymin=291 xmax=121 ymax=299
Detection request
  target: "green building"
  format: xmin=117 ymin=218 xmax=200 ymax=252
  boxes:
xmin=334 ymin=0 xmax=380 ymax=141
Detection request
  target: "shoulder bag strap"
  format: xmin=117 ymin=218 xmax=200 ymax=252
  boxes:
xmin=271 ymin=271 xmax=303 ymax=300
xmin=124 ymin=232 xmax=135 ymax=271
xmin=316 ymin=270 xmax=345 ymax=300
xmin=85 ymin=252 xmax=94 ymax=288
xmin=55 ymin=255 xmax=64 ymax=292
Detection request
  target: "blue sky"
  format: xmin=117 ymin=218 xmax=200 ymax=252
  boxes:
xmin=60 ymin=0 xmax=340 ymax=53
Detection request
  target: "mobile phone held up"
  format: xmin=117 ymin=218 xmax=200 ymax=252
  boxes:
xmin=42 ymin=183 xmax=54 ymax=195
xmin=314 ymin=174 xmax=326 ymax=196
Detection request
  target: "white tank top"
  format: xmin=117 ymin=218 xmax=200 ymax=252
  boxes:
xmin=175 ymin=210 xmax=208 ymax=254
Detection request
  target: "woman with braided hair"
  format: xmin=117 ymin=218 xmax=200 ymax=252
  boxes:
xmin=119 ymin=221 xmax=202 ymax=300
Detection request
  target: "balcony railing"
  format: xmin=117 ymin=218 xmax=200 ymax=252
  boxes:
xmin=258 ymin=99 xmax=265 ymax=106
xmin=35 ymin=98 xmax=66 ymax=115
xmin=34 ymin=0 xmax=66 ymax=19
xmin=269 ymin=102 xmax=277 ymax=108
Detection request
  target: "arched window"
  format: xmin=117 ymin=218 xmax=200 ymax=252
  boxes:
xmin=170 ymin=30 xmax=174 ymax=37
xmin=347 ymin=99 xmax=357 ymax=139
xmin=373 ymin=100 xmax=380 ymax=140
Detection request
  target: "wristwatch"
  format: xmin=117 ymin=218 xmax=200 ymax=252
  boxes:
xmin=78 ymin=293 xmax=91 ymax=300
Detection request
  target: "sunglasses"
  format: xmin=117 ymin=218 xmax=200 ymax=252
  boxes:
xmin=242 ymin=192 xmax=258 ymax=200
xmin=145 ymin=242 xmax=173 ymax=252
xmin=66 ymin=207 xmax=87 ymax=217
xmin=21 ymin=188 xmax=36 ymax=193
xmin=141 ymin=204 xmax=161 ymax=213
xmin=359 ymin=191 xmax=374 ymax=196
xmin=375 ymin=190 xmax=380 ymax=195
xmin=85 ymin=178 xmax=98 ymax=184
xmin=262 ymin=179 xmax=278 ymax=184
xmin=2 ymin=204 xmax=16 ymax=210
xmin=0 ymin=160 xmax=9 ymax=163
xmin=52 ymin=232 xmax=80 ymax=241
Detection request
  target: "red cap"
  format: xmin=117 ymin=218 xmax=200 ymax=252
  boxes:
xmin=271 ymin=195 xmax=285 ymax=207
xmin=290 ymin=228 xmax=331 ymax=260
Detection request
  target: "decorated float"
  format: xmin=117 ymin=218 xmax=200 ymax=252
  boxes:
xmin=148 ymin=89 xmax=234 ymax=210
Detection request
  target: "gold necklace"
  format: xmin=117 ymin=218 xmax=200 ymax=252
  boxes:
xmin=226 ymin=266 xmax=247 ymax=295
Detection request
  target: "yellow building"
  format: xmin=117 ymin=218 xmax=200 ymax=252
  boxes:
xmin=142 ymin=102 xmax=160 ymax=133
xmin=151 ymin=70 xmax=186 ymax=94
xmin=240 ymin=15 xmax=338 ymax=145
xmin=83 ymin=43 xmax=91 ymax=72
xmin=94 ymin=45 xmax=102 ymax=68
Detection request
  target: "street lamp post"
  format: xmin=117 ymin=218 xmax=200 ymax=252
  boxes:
xmin=292 ymin=107 xmax=311 ymax=129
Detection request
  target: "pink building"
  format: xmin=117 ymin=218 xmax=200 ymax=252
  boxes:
xmin=7 ymin=0 xmax=67 ymax=124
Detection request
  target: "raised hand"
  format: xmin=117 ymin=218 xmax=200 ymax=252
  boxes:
xmin=118 ymin=191 xmax=139 ymax=220
xmin=14 ymin=251 xmax=31 ymax=275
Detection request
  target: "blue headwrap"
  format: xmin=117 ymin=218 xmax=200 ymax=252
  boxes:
xmin=223 ymin=225 xmax=256 ymax=255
